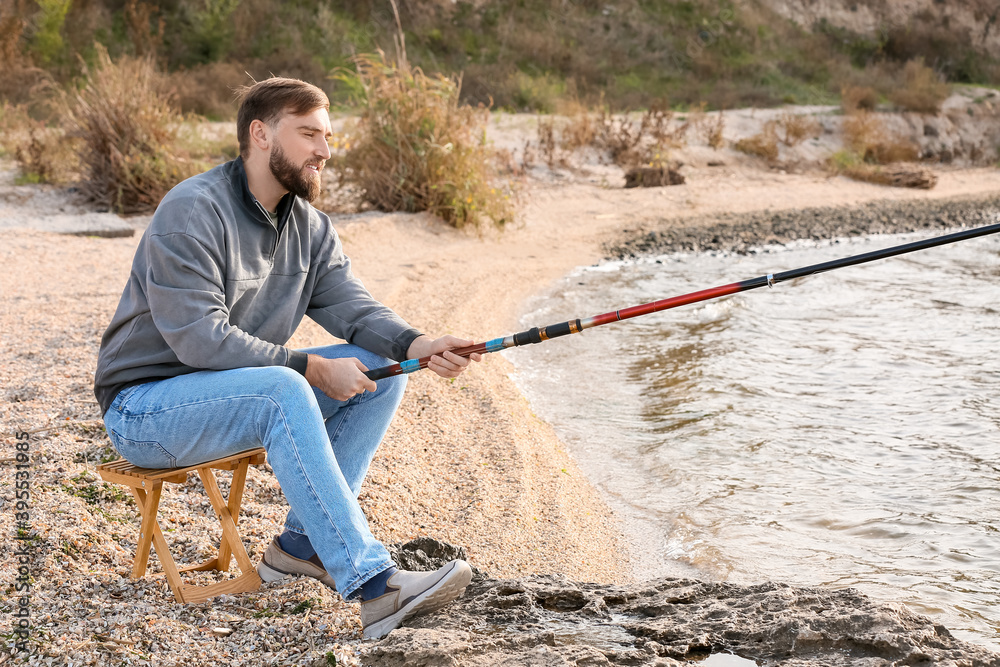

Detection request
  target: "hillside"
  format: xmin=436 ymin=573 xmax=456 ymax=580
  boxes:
xmin=1 ymin=0 xmax=998 ymax=117
xmin=763 ymin=0 xmax=1000 ymax=60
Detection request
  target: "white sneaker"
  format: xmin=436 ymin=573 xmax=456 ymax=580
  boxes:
xmin=360 ymin=560 xmax=473 ymax=640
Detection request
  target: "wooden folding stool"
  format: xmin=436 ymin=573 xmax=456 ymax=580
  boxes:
xmin=97 ymin=448 xmax=267 ymax=603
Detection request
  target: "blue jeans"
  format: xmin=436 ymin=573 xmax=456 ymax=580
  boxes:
xmin=102 ymin=344 xmax=406 ymax=600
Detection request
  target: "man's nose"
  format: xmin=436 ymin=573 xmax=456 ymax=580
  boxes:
xmin=317 ymin=138 xmax=332 ymax=160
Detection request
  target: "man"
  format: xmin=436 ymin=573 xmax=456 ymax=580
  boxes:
xmin=94 ymin=77 xmax=478 ymax=640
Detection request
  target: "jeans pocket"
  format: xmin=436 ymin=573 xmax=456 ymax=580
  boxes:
xmin=108 ymin=429 xmax=177 ymax=469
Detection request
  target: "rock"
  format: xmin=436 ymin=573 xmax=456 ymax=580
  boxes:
xmin=363 ymin=574 xmax=1000 ymax=666
xmin=874 ymin=164 xmax=938 ymax=189
xmin=605 ymin=193 xmax=1000 ymax=258
xmin=624 ymin=166 xmax=685 ymax=188
xmin=388 ymin=537 xmax=486 ymax=581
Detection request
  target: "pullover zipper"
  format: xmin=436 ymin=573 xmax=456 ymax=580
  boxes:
xmin=253 ymin=200 xmax=280 ymax=262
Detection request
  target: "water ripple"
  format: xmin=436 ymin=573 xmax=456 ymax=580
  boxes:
xmin=508 ymin=230 xmax=1000 ymax=649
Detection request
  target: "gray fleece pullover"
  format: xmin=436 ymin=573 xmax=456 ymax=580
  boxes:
xmin=93 ymin=158 xmax=421 ymax=415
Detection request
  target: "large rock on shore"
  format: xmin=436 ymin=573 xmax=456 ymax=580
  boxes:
xmin=365 ymin=541 xmax=1000 ymax=666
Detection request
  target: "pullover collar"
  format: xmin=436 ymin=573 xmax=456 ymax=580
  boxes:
xmin=230 ymin=156 xmax=295 ymax=232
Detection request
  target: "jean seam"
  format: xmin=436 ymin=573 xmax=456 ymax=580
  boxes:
xmin=124 ymin=392 xmax=289 ymax=417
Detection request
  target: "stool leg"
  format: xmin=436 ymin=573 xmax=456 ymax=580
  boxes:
xmin=128 ymin=483 xmax=188 ymax=603
xmin=215 ymin=458 xmax=251 ymax=572
xmin=131 ymin=483 xmax=162 ymax=579
xmin=198 ymin=468 xmax=255 ymax=575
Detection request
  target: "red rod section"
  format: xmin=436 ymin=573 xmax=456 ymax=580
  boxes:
xmin=587 ymin=281 xmax=748 ymax=327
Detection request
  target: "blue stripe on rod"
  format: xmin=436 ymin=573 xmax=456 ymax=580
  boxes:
xmin=399 ymin=359 xmax=421 ymax=374
xmin=485 ymin=337 xmax=506 ymax=353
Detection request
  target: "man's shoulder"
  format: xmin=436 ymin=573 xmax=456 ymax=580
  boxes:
xmin=161 ymin=161 xmax=236 ymax=208
xmin=150 ymin=161 xmax=240 ymax=234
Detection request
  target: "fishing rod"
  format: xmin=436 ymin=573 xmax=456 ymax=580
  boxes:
xmin=365 ymin=222 xmax=1000 ymax=381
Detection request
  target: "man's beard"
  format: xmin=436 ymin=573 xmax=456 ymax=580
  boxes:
xmin=269 ymin=142 xmax=322 ymax=203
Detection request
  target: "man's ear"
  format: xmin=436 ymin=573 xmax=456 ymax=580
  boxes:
xmin=249 ymin=119 xmax=271 ymax=152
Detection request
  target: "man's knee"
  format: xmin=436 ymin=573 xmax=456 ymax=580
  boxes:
xmin=375 ymin=370 xmax=407 ymax=401
xmin=258 ymin=366 xmax=317 ymax=408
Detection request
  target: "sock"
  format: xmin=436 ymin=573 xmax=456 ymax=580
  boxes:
xmin=357 ymin=566 xmax=398 ymax=601
xmin=278 ymin=530 xmax=317 ymax=561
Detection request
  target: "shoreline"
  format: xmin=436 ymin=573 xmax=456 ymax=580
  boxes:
xmin=606 ymin=190 xmax=1000 ymax=258
xmin=327 ymin=171 xmax=1000 ymax=604
xmin=359 ymin=177 xmax=1000 ymax=666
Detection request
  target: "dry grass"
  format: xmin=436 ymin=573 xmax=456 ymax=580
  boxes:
xmin=733 ymin=113 xmax=818 ymax=162
xmin=589 ymin=103 xmax=684 ymax=168
xmin=64 ymin=45 xmax=199 ymax=214
xmin=733 ymin=123 xmax=779 ymax=162
xmin=160 ymin=61 xmax=249 ymax=120
xmin=888 ymin=59 xmax=951 ymax=114
xmin=559 ymin=101 xmax=599 ymax=151
xmin=0 ymin=101 xmax=77 ymax=183
xmin=841 ymin=85 xmax=879 ymax=113
xmin=334 ymin=50 xmax=515 ymax=229
xmin=691 ymin=105 xmax=726 ymax=149
xmin=829 ymin=107 xmax=930 ymax=188
xmin=775 ymin=112 xmax=820 ymax=147
xmin=842 ymin=111 xmax=919 ymax=164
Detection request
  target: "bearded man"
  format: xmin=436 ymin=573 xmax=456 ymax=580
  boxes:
xmin=94 ymin=77 xmax=477 ymax=639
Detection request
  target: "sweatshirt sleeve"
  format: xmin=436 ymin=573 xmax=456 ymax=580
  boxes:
xmin=306 ymin=227 xmax=422 ymax=362
xmin=144 ymin=227 xmax=308 ymax=373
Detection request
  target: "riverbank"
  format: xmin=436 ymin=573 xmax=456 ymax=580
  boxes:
xmin=1 ymin=141 xmax=999 ymax=664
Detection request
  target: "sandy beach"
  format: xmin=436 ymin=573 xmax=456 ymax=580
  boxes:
xmin=2 ymin=102 xmax=999 ymax=664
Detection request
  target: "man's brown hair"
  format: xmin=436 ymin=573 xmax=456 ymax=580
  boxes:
xmin=235 ymin=77 xmax=330 ymax=159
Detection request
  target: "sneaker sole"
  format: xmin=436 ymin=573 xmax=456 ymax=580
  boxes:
xmin=257 ymin=560 xmax=293 ymax=584
xmin=362 ymin=560 xmax=473 ymax=640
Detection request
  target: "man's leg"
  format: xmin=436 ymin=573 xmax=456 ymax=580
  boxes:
xmin=102 ymin=365 xmax=392 ymax=598
xmin=280 ymin=344 xmax=407 ymax=552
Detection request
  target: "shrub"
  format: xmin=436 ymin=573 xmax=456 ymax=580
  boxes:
xmin=0 ymin=101 xmax=78 ymax=183
xmin=887 ymin=59 xmax=951 ymax=114
xmin=559 ymin=101 xmax=598 ymax=151
xmin=30 ymin=0 xmax=71 ymax=67
xmin=591 ymin=103 xmax=681 ymax=168
xmin=775 ymin=111 xmax=821 ymax=147
xmin=334 ymin=51 xmax=515 ymax=229
xmin=691 ymin=104 xmax=726 ymax=149
xmin=733 ymin=123 xmax=779 ymax=162
xmin=841 ymin=85 xmax=878 ymax=113
xmin=841 ymin=111 xmax=919 ymax=164
xmin=161 ymin=61 xmax=248 ymax=119
xmin=64 ymin=45 xmax=199 ymax=214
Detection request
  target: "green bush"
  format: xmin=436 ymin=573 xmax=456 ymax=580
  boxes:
xmin=334 ymin=51 xmax=515 ymax=229
xmin=30 ymin=0 xmax=71 ymax=66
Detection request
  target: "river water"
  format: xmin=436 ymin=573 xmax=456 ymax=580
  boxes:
xmin=506 ymin=228 xmax=1000 ymax=648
